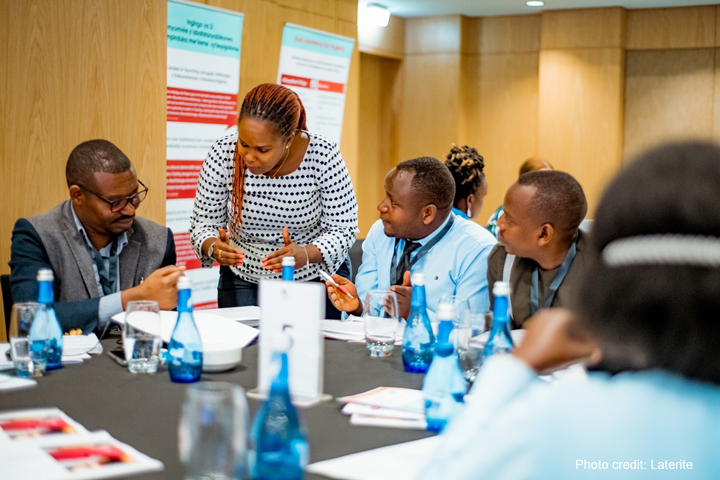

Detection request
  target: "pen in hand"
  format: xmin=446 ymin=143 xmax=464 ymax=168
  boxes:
xmin=319 ymin=270 xmax=355 ymax=299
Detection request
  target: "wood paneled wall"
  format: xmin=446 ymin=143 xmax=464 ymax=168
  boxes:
xmin=359 ymin=4 xmax=720 ymax=233
xmin=0 ymin=0 xmax=360 ymax=334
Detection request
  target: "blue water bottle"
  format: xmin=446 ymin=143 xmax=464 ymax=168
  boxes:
xmin=34 ymin=269 xmax=63 ymax=370
xmin=401 ymin=273 xmax=436 ymax=373
xmin=168 ymin=276 xmax=203 ymax=383
xmin=422 ymin=303 xmax=467 ymax=433
xmin=482 ymin=281 xmax=514 ymax=360
xmin=251 ymin=333 xmax=309 ymax=480
xmin=282 ymin=256 xmax=295 ymax=281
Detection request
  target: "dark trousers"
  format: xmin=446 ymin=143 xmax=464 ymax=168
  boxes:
xmin=217 ymin=256 xmax=351 ymax=320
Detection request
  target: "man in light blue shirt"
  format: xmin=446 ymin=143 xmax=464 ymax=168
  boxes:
xmin=326 ymin=156 xmax=497 ymax=320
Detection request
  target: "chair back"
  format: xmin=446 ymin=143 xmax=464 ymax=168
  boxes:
xmin=1 ymin=274 xmax=13 ymax=336
xmin=349 ymin=239 xmax=364 ymax=282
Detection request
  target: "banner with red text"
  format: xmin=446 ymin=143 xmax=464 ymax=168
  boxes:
xmin=167 ymin=0 xmax=243 ymax=308
xmin=277 ymin=23 xmax=355 ymax=145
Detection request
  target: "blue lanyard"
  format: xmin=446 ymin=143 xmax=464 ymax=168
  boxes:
xmin=529 ymin=239 xmax=577 ymax=315
xmin=389 ymin=215 xmax=454 ymax=285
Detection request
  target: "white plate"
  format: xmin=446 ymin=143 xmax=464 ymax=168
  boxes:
xmin=112 ymin=311 xmax=259 ymax=372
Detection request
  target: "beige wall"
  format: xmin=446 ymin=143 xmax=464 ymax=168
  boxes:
xmin=0 ymin=0 xmax=359 ymax=335
xmin=358 ymin=5 xmax=720 ymax=234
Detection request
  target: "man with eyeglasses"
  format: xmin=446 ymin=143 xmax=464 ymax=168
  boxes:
xmin=9 ymin=139 xmax=184 ymax=333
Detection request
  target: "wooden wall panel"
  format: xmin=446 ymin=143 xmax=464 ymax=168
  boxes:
xmin=541 ymin=8 xmax=626 ymax=50
xmin=0 ymin=0 xmax=166 ymax=338
xmin=278 ymin=0 xmax=336 ymax=18
xmin=398 ymin=54 xmax=461 ymax=163
xmin=479 ymin=14 xmax=541 ymax=54
xmin=715 ymin=49 xmax=720 ymax=143
xmin=623 ymin=49 xmax=715 ymax=162
xmin=538 ymin=48 xmax=625 ymax=215
xmin=358 ymin=14 xmax=405 ymax=59
xmin=337 ymin=19 xmax=360 ymax=182
xmin=406 ymin=16 xmax=462 ymax=55
xmin=470 ymin=53 xmax=540 ymax=226
xmin=626 ymin=6 xmax=717 ymax=50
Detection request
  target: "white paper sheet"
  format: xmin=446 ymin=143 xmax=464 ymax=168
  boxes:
xmin=0 ymin=345 xmax=90 ymax=371
xmin=338 ymin=387 xmax=425 ymax=414
xmin=306 ymin=437 xmax=440 ymax=480
xmin=0 ymin=374 xmax=37 ymax=392
xmin=62 ymin=334 xmax=102 ymax=355
xmin=341 ymin=403 xmax=425 ymax=421
xmin=0 ymin=408 xmax=88 ymax=442
xmin=202 ymin=306 xmax=261 ymax=326
xmin=349 ymin=414 xmax=427 ymax=430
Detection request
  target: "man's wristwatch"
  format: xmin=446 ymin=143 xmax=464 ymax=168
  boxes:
xmin=207 ymin=240 xmax=218 ymax=259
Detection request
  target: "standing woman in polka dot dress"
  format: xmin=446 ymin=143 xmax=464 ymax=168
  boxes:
xmin=190 ymin=83 xmax=358 ymax=318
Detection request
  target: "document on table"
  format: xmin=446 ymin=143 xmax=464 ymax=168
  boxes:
xmin=0 ymin=430 xmax=164 ymax=480
xmin=202 ymin=306 xmax=261 ymax=327
xmin=0 ymin=374 xmax=36 ymax=392
xmin=0 ymin=407 xmax=88 ymax=442
xmin=321 ymin=319 xmax=405 ymax=344
xmin=0 ymin=345 xmax=91 ymax=371
xmin=306 ymin=437 xmax=439 ymax=480
xmin=339 ymin=387 xmax=425 ymax=414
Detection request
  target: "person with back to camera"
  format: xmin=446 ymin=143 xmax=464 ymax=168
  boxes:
xmin=419 ymin=141 xmax=720 ymax=479
xmin=189 ymin=83 xmax=358 ymax=318
xmin=444 ymin=144 xmax=488 ymax=221
xmin=487 ymin=156 xmax=553 ymax=237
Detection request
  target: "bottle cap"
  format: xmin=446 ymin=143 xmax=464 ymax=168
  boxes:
xmin=178 ymin=276 xmax=192 ymax=290
xmin=436 ymin=303 xmax=456 ymax=321
xmin=493 ymin=281 xmax=510 ymax=296
xmin=36 ymin=269 xmax=54 ymax=282
xmin=410 ymin=272 xmax=425 ymax=286
xmin=282 ymin=256 xmax=295 ymax=267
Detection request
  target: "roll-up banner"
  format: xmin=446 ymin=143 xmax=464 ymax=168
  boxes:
xmin=166 ymin=0 xmax=243 ymax=308
xmin=277 ymin=23 xmax=355 ymax=145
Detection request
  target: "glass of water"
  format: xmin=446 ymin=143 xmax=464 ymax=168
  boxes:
xmin=179 ymin=382 xmax=249 ymax=480
xmin=9 ymin=302 xmax=48 ymax=378
xmin=123 ymin=301 xmax=162 ymax=374
xmin=363 ymin=290 xmax=399 ymax=357
xmin=455 ymin=310 xmax=491 ymax=384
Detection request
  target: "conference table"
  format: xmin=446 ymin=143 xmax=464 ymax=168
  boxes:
xmin=0 ymin=334 xmax=435 ymax=479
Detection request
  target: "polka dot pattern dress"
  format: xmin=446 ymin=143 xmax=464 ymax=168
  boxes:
xmin=190 ymin=131 xmax=359 ymax=283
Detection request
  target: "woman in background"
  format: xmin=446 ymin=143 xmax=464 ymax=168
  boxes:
xmin=486 ymin=156 xmax=553 ymax=237
xmin=444 ymin=144 xmax=488 ymax=221
xmin=190 ymin=83 xmax=358 ymax=318
xmin=420 ymin=141 xmax=720 ymax=479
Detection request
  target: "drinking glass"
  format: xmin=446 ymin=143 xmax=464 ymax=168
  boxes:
xmin=9 ymin=302 xmax=48 ymax=378
xmin=123 ymin=300 xmax=162 ymax=374
xmin=455 ymin=310 xmax=491 ymax=384
xmin=363 ymin=290 xmax=399 ymax=357
xmin=437 ymin=295 xmax=471 ymax=340
xmin=179 ymin=382 xmax=249 ymax=480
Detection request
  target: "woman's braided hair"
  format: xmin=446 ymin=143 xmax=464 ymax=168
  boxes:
xmin=444 ymin=144 xmax=486 ymax=206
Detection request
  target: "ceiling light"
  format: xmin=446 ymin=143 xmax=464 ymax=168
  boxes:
xmin=526 ymin=1 xmax=544 ymax=6
xmin=358 ymin=3 xmax=391 ymax=28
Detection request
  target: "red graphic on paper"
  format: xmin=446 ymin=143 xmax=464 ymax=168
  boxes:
xmin=167 ymin=86 xmax=237 ymax=126
xmin=195 ymin=300 xmax=218 ymax=310
xmin=167 ymin=160 xmax=203 ymax=200
xmin=280 ymin=74 xmax=312 ymax=89
xmin=317 ymin=80 xmax=345 ymax=94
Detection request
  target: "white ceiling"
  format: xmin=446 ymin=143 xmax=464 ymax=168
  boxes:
xmin=375 ymin=0 xmax=719 ymax=17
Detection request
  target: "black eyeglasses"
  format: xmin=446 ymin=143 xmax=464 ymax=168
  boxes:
xmin=78 ymin=180 xmax=148 ymax=212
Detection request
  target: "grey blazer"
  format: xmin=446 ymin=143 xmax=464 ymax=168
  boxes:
xmin=9 ymin=200 xmax=176 ymax=332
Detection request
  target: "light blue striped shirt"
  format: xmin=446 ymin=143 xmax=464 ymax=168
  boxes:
xmin=71 ymin=205 xmax=127 ymax=327
xmin=420 ymin=355 xmax=720 ymax=479
xmin=355 ymin=213 xmax=497 ymax=320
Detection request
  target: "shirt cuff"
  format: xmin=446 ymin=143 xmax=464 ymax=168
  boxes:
xmin=98 ymin=292 xmax=124 ymax=328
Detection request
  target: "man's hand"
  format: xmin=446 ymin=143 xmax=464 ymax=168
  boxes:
xmin=262 ymin=226 xmax=310 ymax=272
xmin=122 ymin=265 xmax=186 ymax=310
xmin=325 ymin=274 xmax=361 ymax=316
xmin=390 ymin=270 xmax=412 ymax=320
xmin=513 ymin=308 xmax=601 ymax=375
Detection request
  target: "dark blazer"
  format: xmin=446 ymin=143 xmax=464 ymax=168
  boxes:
xmin=9 ymin=201 xmax=176 ymax=333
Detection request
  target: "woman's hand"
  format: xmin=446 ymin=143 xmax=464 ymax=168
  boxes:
xmin=513 ymin=308 xmax=602 ymax=375
xmin=205 ymin=227 xmax=244 ymax=266
xmin=325 ymin=274 xmax=361 ymax=316
xmin=262 ymin=227 xmax=311 ymax=272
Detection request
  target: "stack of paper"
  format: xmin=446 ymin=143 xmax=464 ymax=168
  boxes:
xmin=322 ymin=317 xmax=405 ymax=344
xmin=0 ymin=374 xmax=37 ymax=392
xmin=338 ymin=387 xmax=427 ymax=430
xmin=307 ymin=437 xmax=439 ymax=480
xmin=202 ymin=306 xmax=261 ymax=327
xmin=0 ymin=408 xmax=163 ymax=480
